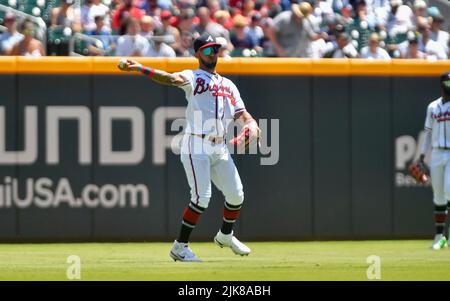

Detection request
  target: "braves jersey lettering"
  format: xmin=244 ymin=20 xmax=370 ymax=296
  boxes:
xmin=176 ymin=69 xmax=246 ymax=136
xmin=193 ymin=77 xmax=237 ymax=105
xmin=431 ymin=111 xmax=450 ymax=122
xmin=193 ymin=78 xmax=208 ymax=95
xmin=424 ymin=97 xmax=450 ymax=148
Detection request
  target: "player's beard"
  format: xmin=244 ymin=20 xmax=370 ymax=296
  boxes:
xmin=442 ymin=84 xmax=450 ymax=99
xmin=443 ymin=89 xmax=450 ymax=100
xmin=200 ymin=56 xmax=217 ymax=70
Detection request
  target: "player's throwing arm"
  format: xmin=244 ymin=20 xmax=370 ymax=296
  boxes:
xmin=117 ymin=58 xmax=187 ymax=87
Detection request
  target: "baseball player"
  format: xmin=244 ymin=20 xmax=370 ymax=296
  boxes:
xmin=117 ymin=32 xmax=261 ymax=262
xmin=418 ymin=71 xmax=450 ymax=250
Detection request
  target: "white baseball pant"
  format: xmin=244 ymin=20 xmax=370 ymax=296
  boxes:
xmin=430 ymin=149 xmax=450 ymax=206
xmin=180 ymin=134 xmax=244 ymax=209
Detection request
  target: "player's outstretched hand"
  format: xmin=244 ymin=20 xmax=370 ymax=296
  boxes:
xmin=117 ymin=59 xmax=142 ymax=72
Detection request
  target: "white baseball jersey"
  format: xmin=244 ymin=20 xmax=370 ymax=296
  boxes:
xmin=424 ymin=97 xmax=450 ymax=149
xmin=175 ymin=68 xmax=246 ymax=208
xmin=176 ymin=69 xmax=246 ymax=137
xmin=423 ymin=97 xmax=450 ymax=205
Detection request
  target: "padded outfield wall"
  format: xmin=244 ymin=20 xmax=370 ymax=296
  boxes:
xmin=0 ymin=57 xmax=450 ymax=242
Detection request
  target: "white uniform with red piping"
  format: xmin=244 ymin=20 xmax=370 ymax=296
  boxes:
xmin=176 ymin=68 xmax=246 ymax=208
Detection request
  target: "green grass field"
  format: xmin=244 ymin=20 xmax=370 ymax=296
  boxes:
xmin=0 ymin=240 xmax=449 ymax=281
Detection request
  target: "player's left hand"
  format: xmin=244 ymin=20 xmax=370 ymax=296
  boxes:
xmin=230 ymin=119 xmax=261 ymax=151
xmin=409 ymin=159 xmax=429 ymax=184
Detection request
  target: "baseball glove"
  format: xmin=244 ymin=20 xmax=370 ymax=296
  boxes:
xmin=230 ymin=120 xmax=261 ymax=152
xmin=409 ymin=160 xmax=429 ymax=184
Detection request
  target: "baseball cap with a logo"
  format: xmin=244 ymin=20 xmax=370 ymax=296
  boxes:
xmin=193 ymin=33 xmax=222 ymax=53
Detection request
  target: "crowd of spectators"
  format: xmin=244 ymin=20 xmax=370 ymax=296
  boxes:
xmin=0 ymin=0 xmax=449 ymax=59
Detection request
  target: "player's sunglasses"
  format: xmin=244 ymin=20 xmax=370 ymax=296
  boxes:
xmin=201 ymin=46 xmax=219 ymax=56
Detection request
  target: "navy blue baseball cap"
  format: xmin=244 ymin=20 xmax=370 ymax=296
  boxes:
xmin=441 ymin=71 xmax=450 ymax=92
xmin=193 ymin=33 xmax=222 ymax=53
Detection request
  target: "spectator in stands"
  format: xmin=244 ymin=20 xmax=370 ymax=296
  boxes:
xmin=247 ymin=12 xmax=264 ymax=51
xmin=81 ymin=0 xmax=111 ymax=32
xmin=177 ymin=30 xmax=195 ymax=56
xmin=160 ymin=10 xmax=181 ymax=54
xmin=94 ymin=0 xmax=111 ymax=27
xmin=267 ymin=3 xmax=308 ymax=57
xmin=115 ymin=18 xmax=149 ymax=56
xmin=339 ymin=4 xmax=355 ymax=27
xmin=300 ymin=1 xmax=320 ymax=32
xmin=207 ymin=0 xmax=222 ymax=21
xmin=259 ymin=16 xmax=276 ymax=56
xmin=112 ymin=0 xmax=144 ymax=35
xmin=229 ymin=14 xmax=256 ymax=56
xmin=353 ymin=0 xmax=377 ymax=30
xmin=214 ymin=10 xmax=233 ymax=30
xmin=81 ymin=0 xmax=97 ymax=32
xmin=240 ymin=0 xmax=258 ymax=22
xmin=141 ymin=0 xmax=163 ymax=18
xmin=300 ymin=1 xmax=328 ymax=57
xmin=140 ymin=15 xmax=155 ymax=37
xmin=314 ymin=15 xmax=343 ymax=58
xmin=412 ymin=0 xmax=427 ymax=27
xmin=86 ymin=15 xmax=115 ymax=56
xmin=216 ymin=36 xmax=232 ymax=58
xmin=194 ymin=7 xmax=232 ymax=51
xmin=365 ymin=0 xmax=390 ymax=27
xmin=195 ymin=7 xmax=229 ymax=39
xmin=177 ymin=8 xmax=198 ymax=36
xmin=430 ymin=15 xmax=449 ymax=55
xmin=416 ymin=19 xmax=447 ymax=60
xmin=145 ymin=28 xmax=176 ymax=57
xmin=323 ymin=32 xmax=358 ymax=58
xmin=322 ymin=14 xmax=344 ymax=42
xmin=0 ymin=13 xmax=24 ymax=55
xmin=400 ymin=31 xmax=426 ymax=58
xmin=383 ymin=0 xmax=414 ymax=39
xmin=11 ymin=19 xmax=45 ymax=56
xmin=359 ymin=32 xmax=391 ymax=59
xmin=50 ymin=0 xmax=82 ymax=32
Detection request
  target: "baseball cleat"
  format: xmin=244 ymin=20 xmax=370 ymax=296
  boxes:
xmin=169 ymin=240 xmax=202 ymax=262
xmin=431 ymin=234 xmax=448 ymax=250
xmin=214 ymin=231 xmax=251 ymax=256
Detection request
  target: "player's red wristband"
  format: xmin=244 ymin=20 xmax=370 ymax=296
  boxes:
xmin=141 ymin=67 xmax=155 ymax=78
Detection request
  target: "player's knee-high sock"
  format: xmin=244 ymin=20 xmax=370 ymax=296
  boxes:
xmin=178 ymin=202 xmax=205 ymax=243
xmin=434 ymin=204 xmax=448 ymax=235
xmin=221 ymin=202 xmax=242 ymax=234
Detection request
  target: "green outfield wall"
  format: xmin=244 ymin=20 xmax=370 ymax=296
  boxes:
xmin=0 ymin=58 xmax=448 ymax=241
